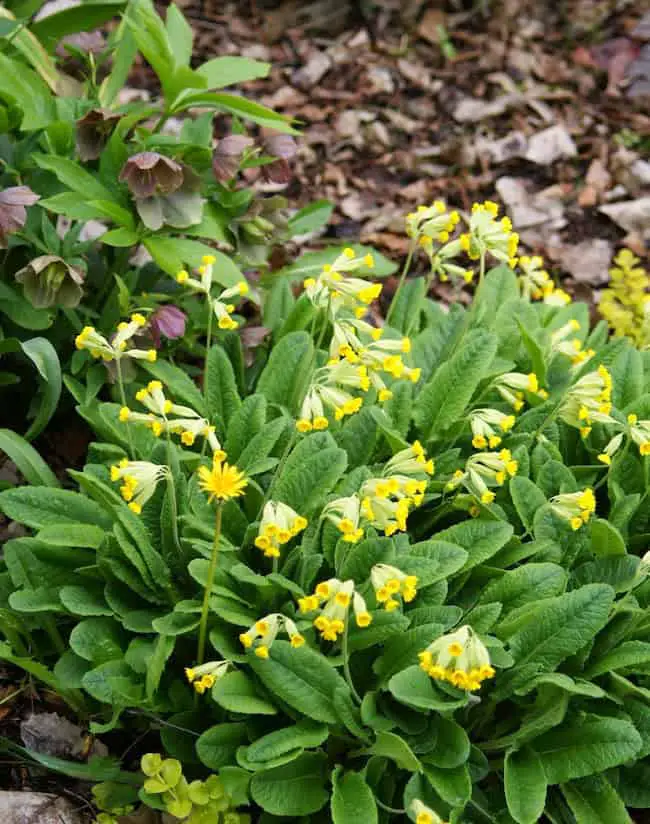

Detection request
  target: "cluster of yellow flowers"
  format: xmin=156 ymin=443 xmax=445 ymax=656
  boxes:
xmin=447 ymin=448 xmax=518 ymax=505
xmin=518 ymin=254 xmax=571 ymax=306
xmin=184 ymin=660 xmax=230 ymax=694
xmin=110 ymin=459 xmax=168 ymax=514
xmin=550 ymin=319 xmax=595 ymax=369
xmin=469 ymin=408 xmax=516 ymax=450
xmin=297 ymin=248 xmax=420 ymax=432
xmin=254 ymin=501 xmax=308 ymax=558
xmin=298 ymin=579 xmax=372 ymax=641
xmin=370 ymin=564 xmax=418 ymax=610
xmin=558 ymin=364 xmax=613 ymax=438
xmin=599 ymin=249 xmax=650 ymax=346
xmin=418 ymin=625 xmax=495 ymax=691
xmin=322 ymin=441 xmax=433 ymax=542
xmin=239 ymin=614 xmax=305 ymax=658
xmin=598 ymin=413 xmax=650 ymax=465
xmin=119 ymin=380 xmax=223 ymax=450
xmin=550 ymin=488 xmax=596 ymax=531
xmin=457 ymin=201 xmax=519 ymax=268
xmin=75 ymin=313 xmax=157 ymax=363
xmin=491 ymin=371 xmax=546 ymax=411
xmin=176 ymin=255 xmax=249 ymax=330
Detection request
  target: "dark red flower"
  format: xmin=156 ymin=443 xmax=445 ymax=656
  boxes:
xmin=149 ymin=305 xmax=187 ymax=347
xmin=261 ymin=135 xmax=297 ymax=184
xmin=76 ymin=109 xmax=122 ymax=161
xmin=212 ymin=135 xmax=255 ymax=183
xmin=119 ymin=152 xmax=184 ymax=199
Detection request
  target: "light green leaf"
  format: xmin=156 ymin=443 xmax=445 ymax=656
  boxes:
xmin=0 ymin=486 xmax=111 ymax=530
xmin=389 ymin=666 xmax=468 ymax=712
xmin=331 ymin=767 xmax=378 ymax=824
xmin=250 ymin=752 xmax=329 ymax=816
xmin=591 ymin=518 xmax=627 ymax=557
xmin=246 ymin=720 xmax=328 ymax=763
xmin=196 ymin=55 xmax=270 ymax=88
xmin=495 ymin=584 xmax=615 ymax=697
xmin=272 ymin=432 xmax=347 ymax=514
xmin=289 ymin=200 xmax=333 ymax=236
xmin=435 ymin=519 xmax=514 ymax=573
xmin=165 ymin=2 xmax=192 ymax=65
xmin=413 ymin=329 xmax=498 ymax=439
xmin=211 ymin=670 xmax=277 ymax=716
xmin=481 ymin=563 xmax=567 ymax=613
xmin=375 ymin=623 xmax=444 ymax=686
xmin=31 ymin=1 xmax=126 ymax=48
xmin=424 ymin=716 xmax=470 ymax=768
xmin=172 ymin=90 xmax=297 ymax=134
xmin=69 ymin=617 xmax=127 ymax=665
xmin=196 ymin=722 xmax=248 ymax=769
xmin=271 ymin=245 xmax=397 ymax=283
xmin=248 ymin=640 xmax=348 ymax=724
xmin=20 ymin=337 xmax=62 ymax=440
xmin=205 ymin=345 xmax=241 ymax=432
xmin=561 ymin=775 xmax=633 ymax=824
xmin=361 ymin=730 xmax=420 ymax=771
xmin=144 ymin=238 xmax=244 ymax=286
xmin=533 ymin=716 xmax=641 ymax=783
xmin=256 ymin=330 xmax=313 ymax=410
xmin=33 ymin=154 xmax=115 ymax=202
xmin=0 ymin=53 xmax=55 ymax=130
xmin=142 ymin=359 xmax=206 ymax=415
xmin=0 ymin=429 xmax=59 ymax=487
xmin=504 ymin=747 xmax=547 ymax=824
xmin=585 ymin=640 xmax=650 ymax=678
xmin=423 ymin=763 xmax=471 ymax=806
xmin=510 ymin=476 xmax=548 ymax=534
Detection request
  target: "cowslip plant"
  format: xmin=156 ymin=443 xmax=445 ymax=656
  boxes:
xmin=3 ymin=200 xmax=650 ymax=824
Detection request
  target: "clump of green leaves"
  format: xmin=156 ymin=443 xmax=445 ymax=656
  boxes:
xmin=1 ymin=74 xmax=650 ymax=824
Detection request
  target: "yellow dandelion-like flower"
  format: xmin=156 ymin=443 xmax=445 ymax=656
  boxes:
xmin=198 ymin=453 xmax=248 ymax=502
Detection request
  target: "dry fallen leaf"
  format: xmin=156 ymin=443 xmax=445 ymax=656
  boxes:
xmin=599 ymin=197 xmax=650 ymax=238
xmin=525 ymin=125 xmax=577 ymax=165
xmin=559 ymin=239 xmax=613 ymax=285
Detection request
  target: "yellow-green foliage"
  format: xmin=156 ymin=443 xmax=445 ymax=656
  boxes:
xmin=599 ymin=249 xmax=650 ymax=345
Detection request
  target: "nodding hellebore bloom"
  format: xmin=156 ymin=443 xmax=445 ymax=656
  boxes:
xmin=558 ymin=365 xmax=614 ymax=438
xmin=303 ymin=247 xmax=379 ymax=319
xmin=469 ymin=408 xmax=516 ymax=450
xmin=110 ymin=459 xmax=168 ymax=514
xmin=491 ymin=371 xmax=541 ymax=411
xmin=198 ymin=453 xmax=248 ymax=503
xmin=239 ymin=614 xmax=304 ymax=658
xmin=120 ymin=380 xmax=223 ymax=452
xmin=298 ymin=579 xmax=371 ymax=641
xmin=550 ymin=488 xmax=596 ymax=531
xmin=176 ymin=255 xmax=249 ymax=330
xmin=15 ymin=254 xmax=85 ymax=310
xmin=371 ymin=564 xmax=418 ymax=611
xmin=184 ymin=660 xmax=230 ymax=694
xmin=419 ymin=625 xmax=495 ymax=691
xmin=75 ymin=313 xmax=156 ymax=364
xmin=254 ymin=501 xmax=308 ymax=558
xmin=518 ymin=254 xmax=571 ymax=306
xmin=410 ymin=800 xmax=448 ymax=824
xmin=0 ymin=185 xmax=39 ymax=248
xmin=447 ymin=449 xmax=518 ymax=505
xmin=550 ymin=320 xmax=595 ymax=369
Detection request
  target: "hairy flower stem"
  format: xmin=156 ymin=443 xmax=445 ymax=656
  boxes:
xmin=196 ymin=504 xmax=223 ymax=667
xmin=341 ymin=614 xmax=362 ymax=704
xmin=386 ymin=240 xmax=415 ymax=326
xmin=164 ymin=439 xmax=183 ymax=555
xmin=115 ymin=359 xmax=135 ymax=460
xmin=203 ymin=306 xmax=214 ymax=409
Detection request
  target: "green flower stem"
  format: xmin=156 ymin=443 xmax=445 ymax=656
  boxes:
xmin=164 ymin=464 xmax=182 ymax=555
xmin=196 ymin=504 xmax=223 ymax=667
xmin=115 ymin=358 xmax=135 ymax=460
xmin=203 ymin=303 xmax=214 ymax=409
xmin=595 ymin=437 xmax=630 ymax=492
xmin=341 ymin=613 xmax=362 ymax=704
xmin=386 ymin=240 xmax=415 ymax=326
xmin=374 ymin=797 xmax=406 ymax=815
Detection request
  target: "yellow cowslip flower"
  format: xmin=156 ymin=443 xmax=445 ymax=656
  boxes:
xmin=239 ymin=613 xmax=305 ymax=658
xmin=405 ymin=200 xmax=455 ymax=240
xmin=598 ymin=432 xmax=624 ymax=465
xmin=296 ymin=360 xmax=367 ymax=432
xmin=558 ymin=365 xmax=614 ymax=437
xmin=184 ymin=660 xmax=230 ymax=694
xmin=418 ymin=625 xmax=495 ymax=691
xmin=360 ymin=476 xmax=424 ymax=536
xmin=550 ymin=320 xmax=595 ymax=369
xmin=125 ymin=380 xmax=224 ymax=452
xmin=74 ymin=313 xmax=156 ymax=364
xmin=550 ymin=488 xmax=596 ymax=530
xmin=628 ymin=416 xmax=650 ymax=457
xmin=491 ymin=371 xmax=542 ymax=411
xmin=410 ymin=800 xmax=447 ymax=824
xmin=442 ymin=200 xmax=518 ymax=268
xmin=303 ymin=248 xmax=380 ymax=318
xmin=198 ymin=452 xmax=247 ymax=502
xmin=446 ymin=449 xmax=518 ymax=505
xmin=110 ymin=459 xmax=168 ymax=514
xmin=384 ymin=441 xmax=435 ymax=478
xmin=599 ymin=249 xmax=649 ymax=345
xmin=469 ymin=408 xmax=516 ymax=450
xmin=322 ymin=495 xmax=364 ymax=543
xmin=371 ymin=564 xmax=418 ymax=611
xmin=254 ymin=501 xmax=308 ymax=558
xmin=298 ymin=578 xmax=371 ymax=640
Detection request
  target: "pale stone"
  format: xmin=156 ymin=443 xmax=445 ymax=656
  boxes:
xmin=0 ymin=792 xmax=85 ymax=824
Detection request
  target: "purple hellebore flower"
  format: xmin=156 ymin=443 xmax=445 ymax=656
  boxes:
xmin=119 ymin=152 xmax=185 ymax=199
xmin=212 ymin=135 xmax=255 ymax=183
xmin=0 ymin=186 xmax=40 ymax=248
xmin=76 ymin=108 xmax=122 ymax=161
xmin=149 ymin=305 xmax=187 ymax=347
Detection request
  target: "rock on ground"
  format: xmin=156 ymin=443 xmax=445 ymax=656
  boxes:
xmin=0 ymin=792 xmax=85 ymax=824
